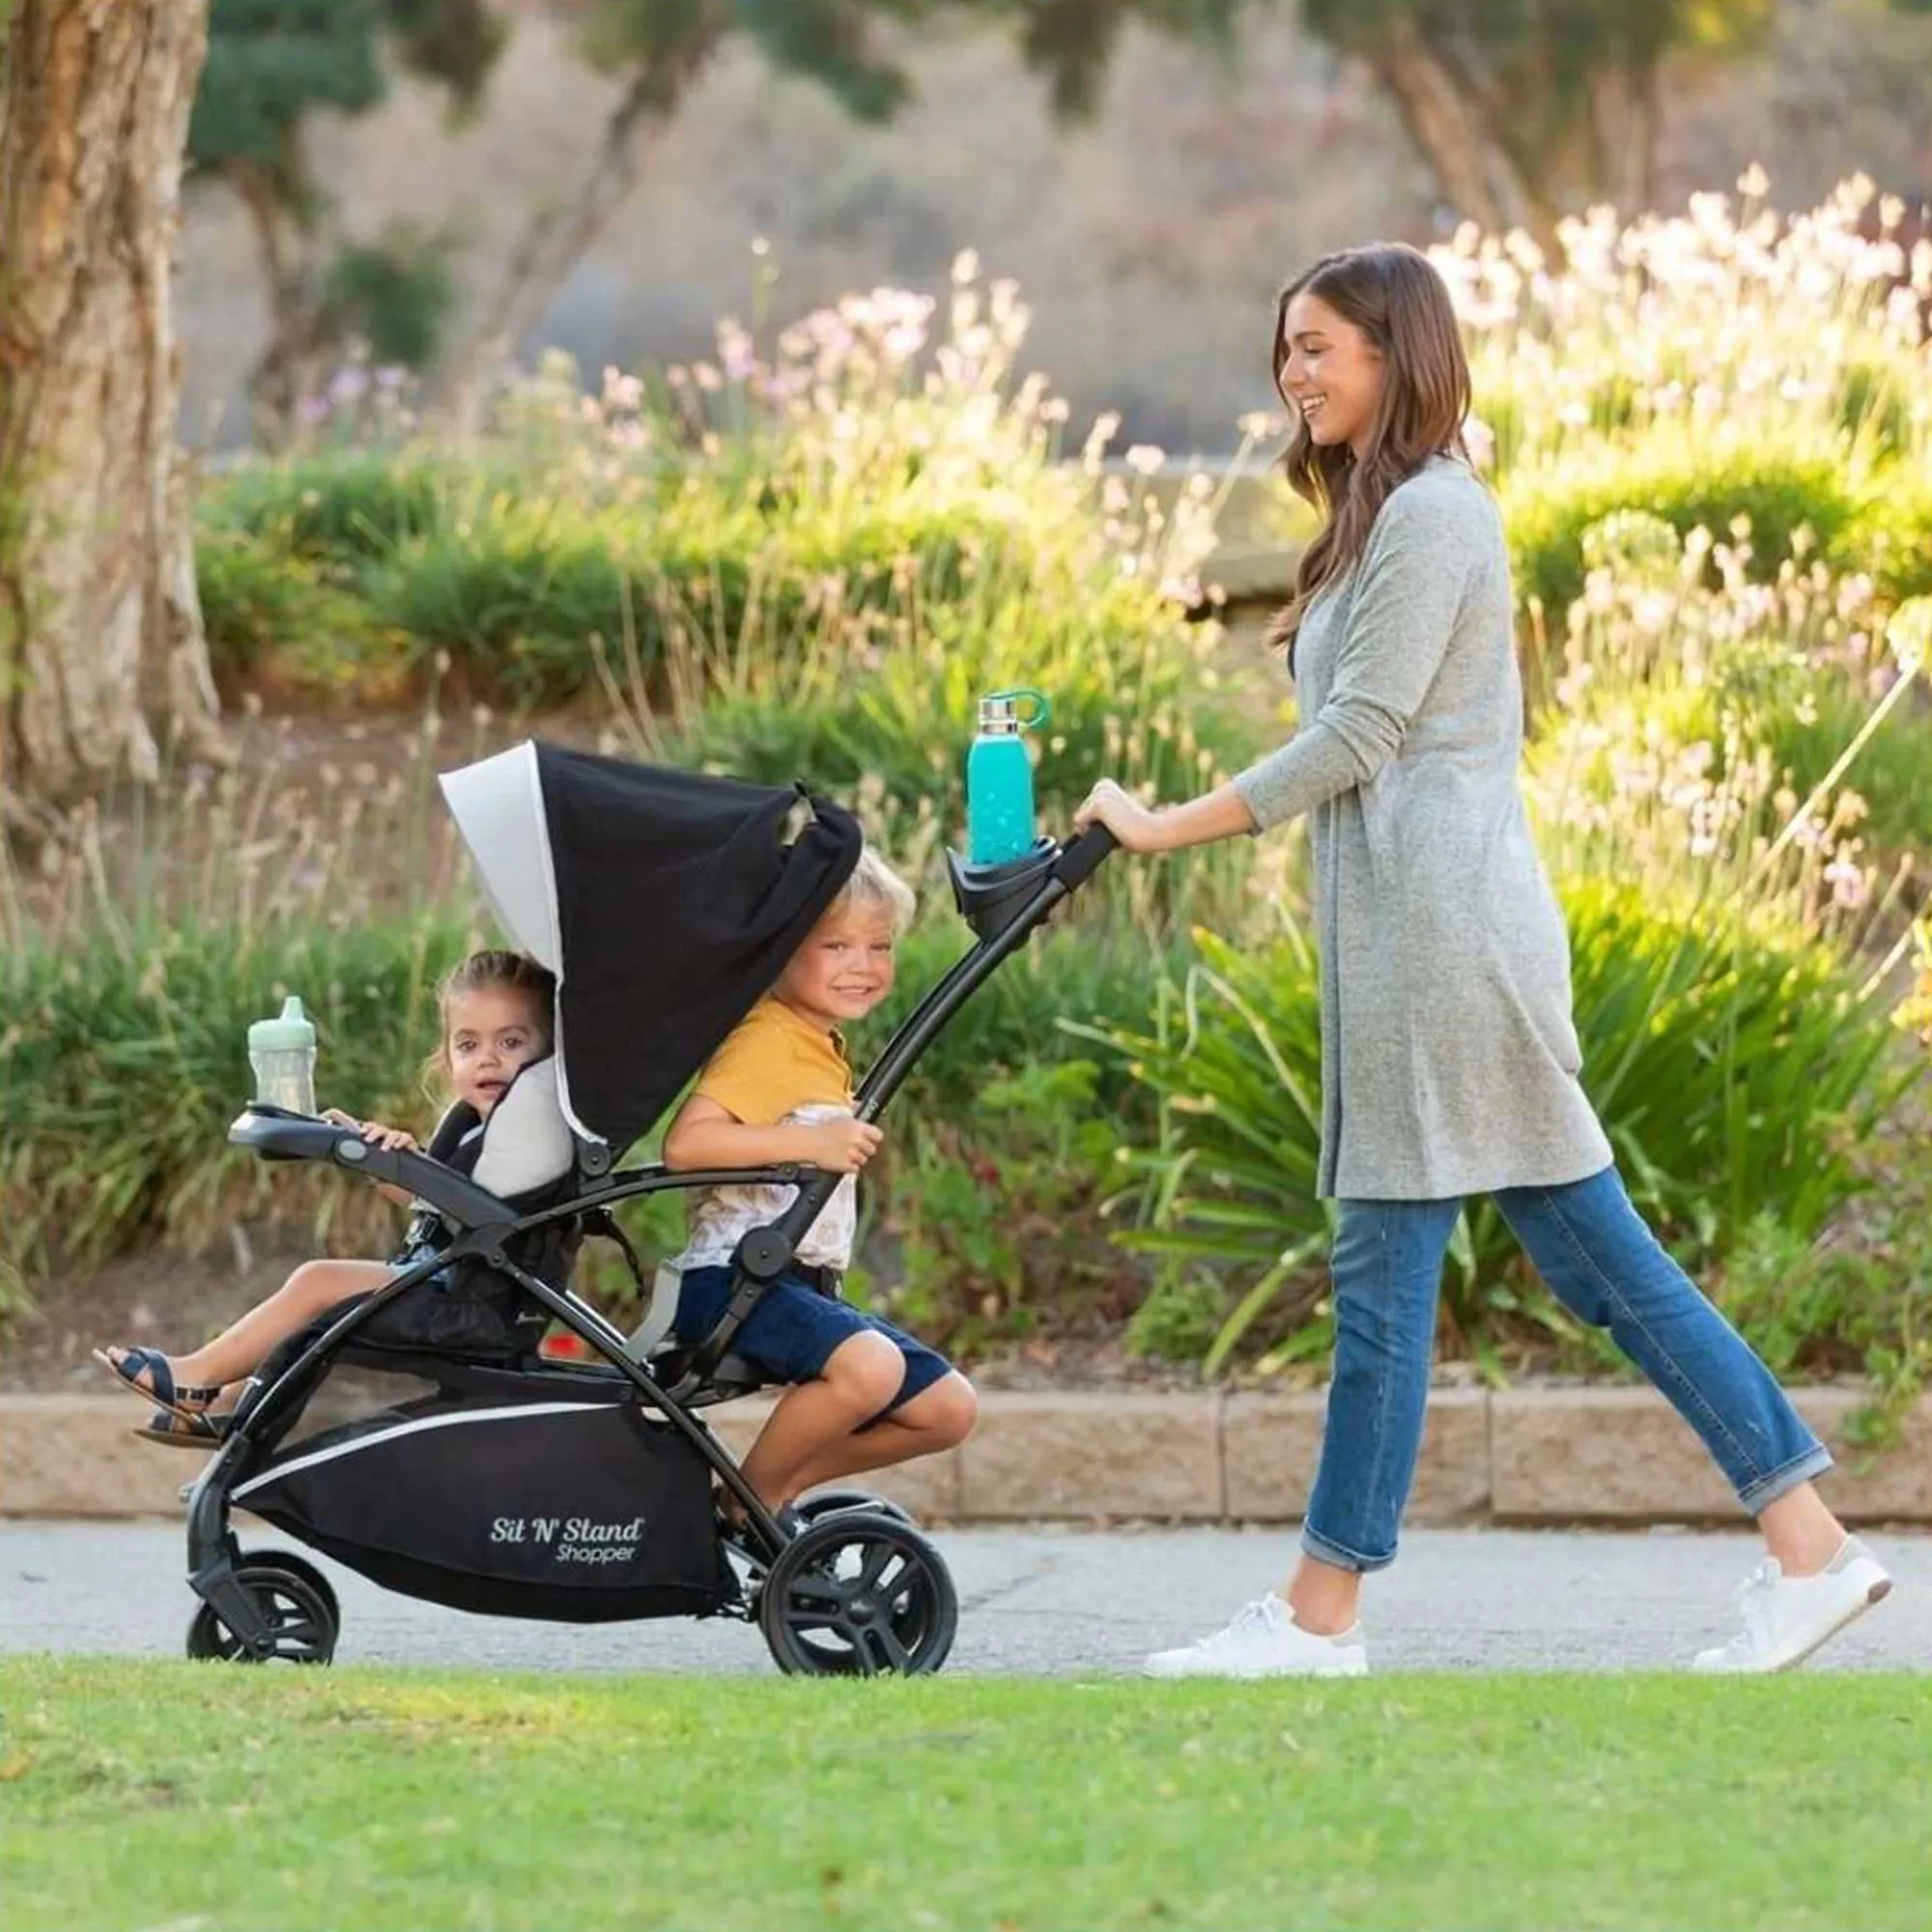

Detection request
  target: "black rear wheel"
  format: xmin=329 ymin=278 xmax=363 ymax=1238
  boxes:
xmin=186 ymin=1563 xmax=339 ymax=1664
xmin=759 ymin=1512 xmax=956 ymax=1677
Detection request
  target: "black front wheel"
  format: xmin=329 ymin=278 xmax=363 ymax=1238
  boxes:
xmin=186 ymin=1563 xmax=339 ymax=1664
xmin=759 ymin=1512 xmax=956 ymax=1677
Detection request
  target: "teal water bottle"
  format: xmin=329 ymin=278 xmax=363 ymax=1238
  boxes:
xmin=248 ymin=995 xmax=317 ymax=1115
xmin=966 ymin=688 xmax=1051 ymax=867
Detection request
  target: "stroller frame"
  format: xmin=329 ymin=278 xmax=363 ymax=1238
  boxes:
xmin=185 ymin=824 xmax=1116 ymax=1670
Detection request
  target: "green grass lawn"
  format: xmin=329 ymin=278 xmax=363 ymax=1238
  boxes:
xmin=1 ymin=1659 xmax=1926 ymax=1932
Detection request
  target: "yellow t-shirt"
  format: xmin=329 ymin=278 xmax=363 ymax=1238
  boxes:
xmin=694 ymin=996 xmax=853 ymax=1126
xmin=676 ymin=997 xmax=858 ymax=1271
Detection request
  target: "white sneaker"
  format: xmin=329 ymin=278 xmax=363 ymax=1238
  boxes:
xmin=1693 ymin=1535 xmax=1893 ymax=1674
xmin=1143 ymin=1593 xmax=1369 ymax=1679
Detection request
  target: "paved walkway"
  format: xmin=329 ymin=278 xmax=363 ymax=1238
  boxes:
xmin=3 ymin=1522 xmax=1926 ymax=1673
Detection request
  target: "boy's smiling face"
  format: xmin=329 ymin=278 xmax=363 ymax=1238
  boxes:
xmin=777 ymin=906 xmax=897 ymax=1030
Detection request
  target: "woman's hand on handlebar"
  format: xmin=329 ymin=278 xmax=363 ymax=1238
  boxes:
xmin=1073 ymin=779 xmax=1171 ymax=853
xmin=1074 ymin=778 xmax=1259 ymax=854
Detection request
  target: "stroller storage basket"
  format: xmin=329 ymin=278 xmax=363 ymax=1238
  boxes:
xmin=233 ymin=1391 xmax=734 ymax=1622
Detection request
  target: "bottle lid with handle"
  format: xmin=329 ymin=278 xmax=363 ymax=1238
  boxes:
xmin=977 ymin=688 xmax=1052 ymax=736
xmin=248 ymin=995 xmax=316 ymax=1054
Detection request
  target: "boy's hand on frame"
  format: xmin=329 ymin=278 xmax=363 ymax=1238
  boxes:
xmin=806 ymin=1118 xmax=884 ymax=1175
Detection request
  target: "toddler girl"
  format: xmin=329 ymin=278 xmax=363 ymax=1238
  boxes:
xmin=96 ymin=950 xmax=564 ymax=1444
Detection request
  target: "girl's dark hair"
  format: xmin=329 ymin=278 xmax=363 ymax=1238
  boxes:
xmin=422 ymin=949 xmax=556 ymax=1095
xmin=1267 ymin=242 xmax=1471 ymax=662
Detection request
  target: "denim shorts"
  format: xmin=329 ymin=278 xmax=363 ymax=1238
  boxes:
xmin=673 ymin=1264 xmax=953 ymax=1419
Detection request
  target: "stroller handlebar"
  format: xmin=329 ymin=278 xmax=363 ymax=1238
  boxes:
xmin=228 ymin=1106 xmax=510 ymax=1230
xmin=1052 ymin=822 xmax=1118 ymax=891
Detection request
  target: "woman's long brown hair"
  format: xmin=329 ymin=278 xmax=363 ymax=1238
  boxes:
xmin=1268 ymin=243 xmax=1472 ymax=663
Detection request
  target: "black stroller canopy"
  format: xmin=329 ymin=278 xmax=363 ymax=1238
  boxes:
xmin=440 ymin=742 xmax=863 ymax=1161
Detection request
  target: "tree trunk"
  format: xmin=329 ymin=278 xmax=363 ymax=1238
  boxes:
xmin=1364 ymin=17 xmax=1561 ymax=253
xmin=0 ymin=0 xmax=221 ymax=843
xmin=227 ymin=153 xmax=331 ymax=444
xmin=441 ymin=28 xmax=721 ymax=432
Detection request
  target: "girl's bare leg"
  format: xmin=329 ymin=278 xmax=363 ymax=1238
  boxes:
xmin=107 ymin=1260 xmax=395 ymax=1402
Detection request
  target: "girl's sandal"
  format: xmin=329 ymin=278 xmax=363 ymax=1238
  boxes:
xmin=90 ymin=1346 xmax=222 ymax=1423
xmin=132 ymin=1408 xmax=232 ymax=1451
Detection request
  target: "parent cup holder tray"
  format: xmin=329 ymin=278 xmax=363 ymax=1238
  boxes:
xmin=946 ymin=837 xmax=1061 ymax=944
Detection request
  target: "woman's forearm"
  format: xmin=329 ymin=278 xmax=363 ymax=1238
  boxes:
xmin=1150 ymin=783 xmax=1260 ymax=851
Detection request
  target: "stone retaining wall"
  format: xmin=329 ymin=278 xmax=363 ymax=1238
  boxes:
xmin=5 ymin=1387 xmax=1926 ymax=1523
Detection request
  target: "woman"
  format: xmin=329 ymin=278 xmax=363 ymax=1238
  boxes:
xmin=1074 ymin=242 xmax=1891 ymax=1677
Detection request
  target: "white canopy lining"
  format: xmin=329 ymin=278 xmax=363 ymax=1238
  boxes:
xmin=438 ymin=744 xmax=597 ymax=1146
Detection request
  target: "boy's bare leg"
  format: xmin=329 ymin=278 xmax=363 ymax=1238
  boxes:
xmin=734 ymin=1332 xmax=914 ymax=1512
xmin=106 ymin=1260 xmax=395 ymax=1401
xmin=781 ymin=1373 xmax=978 ymax=1499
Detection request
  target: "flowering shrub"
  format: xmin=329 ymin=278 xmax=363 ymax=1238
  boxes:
xmin=1432 ymin=176 xmax=1931 ymax=639
xmin=1527 ymin=521 xmax=1932 ymax=888
xmin=200 ymin=254 xmax=1225 ymax=709
xmin=1434 ymin=173 xmax=1930 ymax=483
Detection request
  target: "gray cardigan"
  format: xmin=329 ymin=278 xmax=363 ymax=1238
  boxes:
xmin=1231 ymin=455 xmax=1612 ymax=1201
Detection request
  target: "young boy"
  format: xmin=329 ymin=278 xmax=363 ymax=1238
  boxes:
xmin=662 ymin=848 xmax=977 ymax=1524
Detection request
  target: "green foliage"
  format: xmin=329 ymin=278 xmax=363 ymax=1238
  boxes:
xmin=320 ymin=226 xmax=460 ymax=372
xmin=1501 ymin=437 xmax=1864 ymax=617
xmin=191 ymin=0 xmax=501 ymax=182
xmin=854 ymin=927 xmax=1173 ymax=1360
xmin=190 ymin=0 xmax=387 ymax=188
xmin=1096 ymin=877 xmax=1919 ymax=1379
xmin=1863 ymin=475 xmax=1932 ymax=604
xmin=1559 ymin=873 xmax=1914 ymax=1259
xmin=1717 ymin=1185 xmax=1932 ymax=1446
xmin=189 ymin=0 xmax=504 ymax=397
xmin=1721 ymin=649 xmax=1932 ymax=857
xmin=193 ymin=522 xmax=398 ymax=698
xmin=1123 ymin=1268 xmax=1228 ymax=1363
xmin=206 ymin=451 xmax=451 ymax=560
xmin=862 ymin=1057 xmax=1132 ymax=1351
xmin=1534 ymin=514 xmax=1932 ymax=861
xmin=0 ymin=915 xmax=474 ymax=1278
xmin=861 ymin=925 xmax=1176 ymax=1115
xmin=356 ymin=505 xmax=639 ymax=704
xmin=575 ymin=0 xmax=1242 ymax=128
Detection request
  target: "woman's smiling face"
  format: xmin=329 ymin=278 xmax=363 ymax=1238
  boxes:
xmin=1278 ymin=290 xmax=1386 ymax=458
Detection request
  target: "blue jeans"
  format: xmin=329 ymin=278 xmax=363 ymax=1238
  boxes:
xmin=1301 ymin=1164 xmax=1833 ymax=1573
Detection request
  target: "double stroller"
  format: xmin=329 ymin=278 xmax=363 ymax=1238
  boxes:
xmin=183 ymin=741 xmax=1113 ymax=1675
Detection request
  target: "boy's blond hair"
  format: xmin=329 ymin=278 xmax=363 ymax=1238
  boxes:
xmin=826 ymin=846 xmax=917 ymax=937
